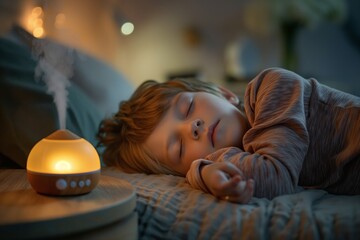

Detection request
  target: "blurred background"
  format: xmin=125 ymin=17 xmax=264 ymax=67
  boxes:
xmin=1 ymin=0 xmax=359 ymax=168
xmin=1 ymin=0 xmax=359 ymax=95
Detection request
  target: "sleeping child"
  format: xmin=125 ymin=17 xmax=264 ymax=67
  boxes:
xmin=97 ymin=68 xmax=360 ymax=203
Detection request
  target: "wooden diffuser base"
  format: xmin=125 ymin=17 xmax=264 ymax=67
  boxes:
xmin=27 ymin=170 xmax=100 ymax=196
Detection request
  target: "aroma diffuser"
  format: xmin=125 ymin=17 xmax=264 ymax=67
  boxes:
xmin=27 ymin=130 xmax=101 ymax=196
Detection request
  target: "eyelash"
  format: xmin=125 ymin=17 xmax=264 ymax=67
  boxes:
xmin=179 ymin=139 xmax=183 ymax=158
xmin=186 ymin=100 xmax=193 ymax=117
xmin=180 ymin=99 xmax=193 ymax=159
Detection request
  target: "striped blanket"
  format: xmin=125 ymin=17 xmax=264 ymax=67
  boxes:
xmin=104 ymin=167 xmax=360 ymax=240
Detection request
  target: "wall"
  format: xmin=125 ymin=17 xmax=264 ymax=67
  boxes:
xmin=115 ymin=0 xmax=360 ymax=96
xmin=114 ymin=0 xmax=250 ymax=86
xmin=6 ymin=0 xmax=359 ymax=95
xmin=297 ymin=0 xmax=360 ymax=96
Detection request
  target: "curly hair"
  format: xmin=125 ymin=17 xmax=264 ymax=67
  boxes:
xmin=97 ymin=78 xmax=225 ymax=175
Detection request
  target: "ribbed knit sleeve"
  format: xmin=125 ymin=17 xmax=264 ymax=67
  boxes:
xmin=187 ymin=68 xmax=312 ymax=199
xmin=186 ymin=159 xmax=213 ymax=193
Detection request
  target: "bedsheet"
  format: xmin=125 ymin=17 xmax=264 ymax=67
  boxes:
xmin=103 ymin=167 xmax=360 ymax=240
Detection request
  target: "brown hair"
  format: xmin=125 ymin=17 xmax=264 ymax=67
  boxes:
xmin=97 ymin=78 xmax=225 ymax=175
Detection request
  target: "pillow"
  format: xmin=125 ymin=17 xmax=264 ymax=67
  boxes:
xmin=0 ymin=27 xmax=134 ymax=168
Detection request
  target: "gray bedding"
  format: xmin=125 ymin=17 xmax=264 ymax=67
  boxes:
xmin=103 ymin=168 xmax=360 ymax=240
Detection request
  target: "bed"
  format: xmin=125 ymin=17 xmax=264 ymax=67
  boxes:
xmin=1 ymin=27 xmax=360 ymax=240
xmin=103 ymin=167 xmax=360 ymax=240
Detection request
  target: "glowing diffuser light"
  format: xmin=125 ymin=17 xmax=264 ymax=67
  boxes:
xmin=27 ymin=130 xmax=101 ymax=196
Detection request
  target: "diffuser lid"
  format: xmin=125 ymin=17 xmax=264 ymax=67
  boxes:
xmin=45 ymin=129 xmax=80 ymax=140
xmin=27 ymin=130 xmax=101 ymax=174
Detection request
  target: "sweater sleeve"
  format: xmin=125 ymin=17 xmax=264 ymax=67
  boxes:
xmin=186 ymin=159 xmax=213 ymax=193
xmin=187 ymin=68 xmax=311 ymax=199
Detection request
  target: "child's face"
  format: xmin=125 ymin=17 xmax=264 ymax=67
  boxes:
xmin=144 ymin=90 xmax=249 ymax=175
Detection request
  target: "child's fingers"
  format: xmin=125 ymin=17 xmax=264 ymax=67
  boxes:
xmin=223 ymin=179 xmax=254 ymax=204
xmin=237 ymin=179 xmax=254 ymax=203
xmin=230 ymin=175 xmax=242 ymax=185
xmin=219 ymin=174 xmax=241 ymax=189
xmin=219 ymin=162 xmax=244 ymax=179
xmin=222 ymin=176 xmax=248 ymax=193
xmin=214 ymin=175 xmax=240 ymax=197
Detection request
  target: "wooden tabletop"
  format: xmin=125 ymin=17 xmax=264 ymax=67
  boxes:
xmin=0 ymin=169 xmax=136 ymax=240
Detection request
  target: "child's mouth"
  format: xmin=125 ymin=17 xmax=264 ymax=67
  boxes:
xmin=208 ymin=120 xmax=220 ymax=148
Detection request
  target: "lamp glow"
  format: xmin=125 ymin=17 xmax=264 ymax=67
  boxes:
xmin=54 ymin=160 xmax=72 ymax=172
xmin=27 ymin=130 xmax=101 ymax=196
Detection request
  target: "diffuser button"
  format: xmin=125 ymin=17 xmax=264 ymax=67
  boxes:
xmin=70 ymin=181 xmax=77 ymax=188
xmin=85 ymin=179 xmax=91 ymax=186
xmin=78 ymin=180 xmax=85 ymax=188
xmin=56 ymin=179 xmax=67 ymax=190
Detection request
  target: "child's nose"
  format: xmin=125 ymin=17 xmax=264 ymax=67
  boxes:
xmin=191 ymin=119 xmax=204 ymax=140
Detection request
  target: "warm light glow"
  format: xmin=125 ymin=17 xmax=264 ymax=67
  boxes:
xmin=27 ymin=6 xmax=46 ymax=38
xmin=34 ymin=18 xmax=43 ymax=27
xmin=28 ymin=19 xmax=36 ymax=28
xmin=54 ymin=160 xmax=72 ymax=172
xmin=121 ymin=22 xmax=134 ymax=35
xmin=32 ymin=7 xmax=43 ymax=17
xmin=27 ymin=130 xmax=100 ymax=196
xmin=55 ymin=13 xmax=66 ymax=29
xmin=33 ymin=27 xmax=45 ymax=38
xmin=27 ymin=130 xmax=101 ymax=174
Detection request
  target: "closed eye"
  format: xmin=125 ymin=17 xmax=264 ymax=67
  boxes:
xmin=186 ymin=100 xmax=193 ymax=118
xmin=180 ymin=97 xmax=193 ymax=159
xmin=179 ymin=139 xmax=183 ymax=159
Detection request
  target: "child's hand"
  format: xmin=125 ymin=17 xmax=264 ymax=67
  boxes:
xmin=200 ymin=162 xmax=254 ymax=204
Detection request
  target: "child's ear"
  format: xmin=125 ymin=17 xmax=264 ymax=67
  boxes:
xmin=218 ymin=86 xmax=239 ymax=105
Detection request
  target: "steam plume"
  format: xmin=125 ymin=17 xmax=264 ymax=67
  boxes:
xmin=33 ymin=39 xmax=74 ymax=130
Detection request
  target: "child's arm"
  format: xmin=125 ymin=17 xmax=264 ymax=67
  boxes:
xmin=188 ymin=68 xmax=311 ymax=199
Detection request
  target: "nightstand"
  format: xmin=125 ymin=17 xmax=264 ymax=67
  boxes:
xmin=0 ymin=169 xmax=137 ymax=240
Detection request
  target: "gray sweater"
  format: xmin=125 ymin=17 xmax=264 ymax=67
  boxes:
xmin=187 ymin=68 xmax=360 ymax=199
